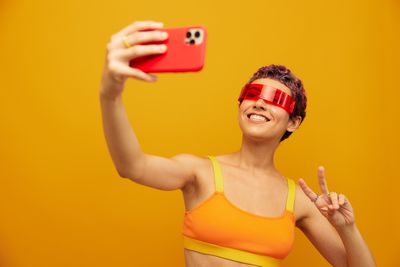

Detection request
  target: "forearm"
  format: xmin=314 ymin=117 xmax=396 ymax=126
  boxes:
xmin=336 ymin=223 xmax=376 ymax=267
xmin=99 ymin=87 xmax=145 ymax=178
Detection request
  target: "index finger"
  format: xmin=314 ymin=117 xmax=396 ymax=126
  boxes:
xmin=119 ymin=21 xmax=164 ymax=37
xmin=298 ymin=178 xmax=318 ymax=202
xmin=318 ymin=166 xmax=329 ymax=195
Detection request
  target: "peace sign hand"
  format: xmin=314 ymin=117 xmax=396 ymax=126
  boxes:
xmin=298 ymin=166 xmax=355 ymax=228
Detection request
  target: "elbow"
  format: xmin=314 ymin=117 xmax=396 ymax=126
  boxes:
xmin=116 ymin=160 xmax=143 ymax=181
xmin=117 ymin=166 xmax=143 ymax=181
xmin=116 ymin=157 xmax=146 ymax=180
xmin=116 ymin=169 xmax=131 ymax=179
xmin=117 ymin=169 xmax=137 ymax=180
xmin=117 ymin=170 xmax=130 ymax=179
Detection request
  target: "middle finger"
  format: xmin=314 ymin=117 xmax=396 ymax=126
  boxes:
xmin=318 ymin=166 xmax=330 ymax=195
xmin=128 ymin=30 xmax=168 ymax=46
xmin=329 ymin=192 xmax=339 ymax=209
xmin=112 ymin=31 xmax=169 ymax=50
xmin=116 ymin=44 xmax=167 ymax=61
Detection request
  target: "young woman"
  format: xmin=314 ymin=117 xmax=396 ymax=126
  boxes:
xmin=99 ymin=20 xmax=376 ymax=267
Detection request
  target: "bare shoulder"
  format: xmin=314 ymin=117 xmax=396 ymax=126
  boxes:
xmin=172 ymin=153 xmax=211 ymax=191
xmin=171 ymin=153 xmax=207 ymax=165
xmin=171 ymin=153 xmax=210 ymax=172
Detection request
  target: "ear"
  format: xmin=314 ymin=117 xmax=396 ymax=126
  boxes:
xmin=286 ymin=116 xmax=302 ymax=133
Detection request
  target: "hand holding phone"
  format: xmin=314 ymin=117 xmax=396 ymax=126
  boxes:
xmin=101 ymin=21 xmax=207 ymax=100
xmin=129 ymin=26 xmax=207 ymax=73
xmin=102 ymin=20 xmax=170 ymax=90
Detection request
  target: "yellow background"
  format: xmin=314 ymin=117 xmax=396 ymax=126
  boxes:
xmin=1 ymin=0 xmax=399 ymax=266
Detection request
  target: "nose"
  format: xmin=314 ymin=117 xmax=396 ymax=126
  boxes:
xmin=254 ymin=98 xmax=267 ymax=110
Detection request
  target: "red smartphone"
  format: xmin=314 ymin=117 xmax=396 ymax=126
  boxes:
xmin=129 ymin=26 xmax=207 ymax=73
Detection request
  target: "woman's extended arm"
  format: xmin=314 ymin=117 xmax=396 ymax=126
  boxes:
xmin=99 ymin=91 xmax=143 ymax=178
xmin=297 ymin=167 xmax=376 ymax=267
xmin=99 ymin=20 xmax=199 ymax=191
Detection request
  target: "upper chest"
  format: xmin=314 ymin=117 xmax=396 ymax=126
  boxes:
xmin=182 ymin=159 xmax=308 ymax=222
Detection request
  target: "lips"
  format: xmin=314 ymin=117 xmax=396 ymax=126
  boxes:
xmin=247 ymin=112 xmax=271 ymax=122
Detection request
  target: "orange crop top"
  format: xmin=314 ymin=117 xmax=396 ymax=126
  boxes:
xmin=182 ymin=156 xmax=296 ymax=267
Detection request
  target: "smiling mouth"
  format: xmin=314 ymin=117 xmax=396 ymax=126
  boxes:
xmin=247 ymin=113 xmax=270 ymax=122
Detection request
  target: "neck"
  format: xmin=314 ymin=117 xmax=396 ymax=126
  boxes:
xmin=232 ymin=135 xmax=281 ymax=176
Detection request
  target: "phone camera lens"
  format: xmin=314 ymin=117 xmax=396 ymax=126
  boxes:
xmin=186 ymin=31 xmax=192 ymax=38
xmin=194 ymin=31 xmax=200 ymax=38
xmin=189 ymin=39 xmax=195 ymax=45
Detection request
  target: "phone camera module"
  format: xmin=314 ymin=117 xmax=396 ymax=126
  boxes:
xmin=185 ymin=28 xmax=204 ymax=45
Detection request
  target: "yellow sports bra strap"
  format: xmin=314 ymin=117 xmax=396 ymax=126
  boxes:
xmin=183 ymin=235 xmax=280 ymax=267
xmin=285 ymin=178 xmax=296 ymax=212
xmin=207 ymin=156 xmax=224 ymax=193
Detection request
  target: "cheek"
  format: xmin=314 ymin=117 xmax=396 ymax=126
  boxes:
xmin=270 ymin=107 xmax=290 ymax=121
xmin=238 ymin=101 xmax=250 ymax=113
xmin=238 ymin=103 xmax=249 ymax=126
xmin=238 ymin=107 xmax=246 ymax=122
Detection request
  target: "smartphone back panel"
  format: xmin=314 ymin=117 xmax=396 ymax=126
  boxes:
xmin=129 ymin=26 xmax=207 ymax=73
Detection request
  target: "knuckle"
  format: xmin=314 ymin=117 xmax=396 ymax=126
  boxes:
xmin=131 ymin=33 xmax=141 ymax=44
xmin=106 ymin=51 xmax=120 ymax=64
xmin=107 ymin=50 xmax=118 ymax=61
xmin=108 ymin=61 xmax=119 ymax=73
xmin=129 ymin=46 xmax=140 ymax=56
xmin=110 ymin=34 xmax=120 ymax=42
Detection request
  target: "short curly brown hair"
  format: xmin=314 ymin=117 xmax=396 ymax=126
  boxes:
xmin=244 ymin=64 xmax=307 ymax=141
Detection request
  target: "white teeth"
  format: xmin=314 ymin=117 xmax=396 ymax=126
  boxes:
xmin=249 ymin=114 xmax=267 ymax=121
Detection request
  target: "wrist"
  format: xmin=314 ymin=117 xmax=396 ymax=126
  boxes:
xmin=99 ymin=89 xmax=123 ymax=102
xmin=102 ymin=66 xmax=127 ymax=85
xmin=335 ymin=222 xmax=357 ymax=235
xmin=100 ymin=76 xmax=125 ymax=101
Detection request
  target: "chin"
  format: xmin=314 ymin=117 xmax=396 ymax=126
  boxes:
xmin=239 ymin=127 xmax=275 ymax=142
xmin=239 ymin=126 xmax=284 ymax=144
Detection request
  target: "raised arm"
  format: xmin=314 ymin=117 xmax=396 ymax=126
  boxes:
xmin=99 ymin=20 xmax=198 ymax=191
xmin=297 ymin=167 xmax=376 ymax=267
